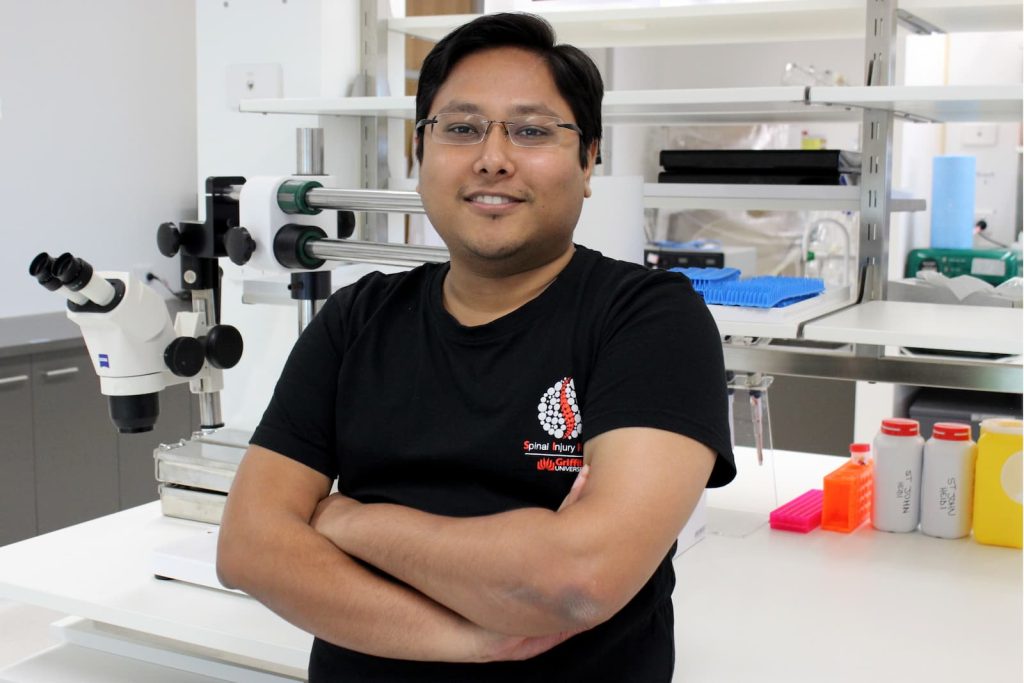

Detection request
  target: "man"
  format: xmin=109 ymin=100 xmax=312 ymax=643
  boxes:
xmin=218 ymin=12 xmax=736 ymax=682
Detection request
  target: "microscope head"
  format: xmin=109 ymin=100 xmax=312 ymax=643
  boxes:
xmin=30 ymin=252 xmax=178 ymax=433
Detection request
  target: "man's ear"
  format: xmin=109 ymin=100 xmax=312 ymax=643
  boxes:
xmin=582 ymin=140 xmax=599 ymax=199
xmin=414 ymin=134 xmax=422 ymax=193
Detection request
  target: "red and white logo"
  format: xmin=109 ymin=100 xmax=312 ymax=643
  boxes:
xmin=537 ymin=377 xmax=581 ymax=440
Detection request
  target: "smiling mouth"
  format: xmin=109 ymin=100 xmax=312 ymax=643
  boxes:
xmin=464 ymin=193 xmax=525 ymax=207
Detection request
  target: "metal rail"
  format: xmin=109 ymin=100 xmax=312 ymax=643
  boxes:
xmin=307 ymin=238 xmax=448 ymax=268
xmin=305 ymin=188 xmax=425 ymax=214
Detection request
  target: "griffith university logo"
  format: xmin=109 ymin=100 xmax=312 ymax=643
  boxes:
xmin=538 ymin=377 xmax=581 ymax=440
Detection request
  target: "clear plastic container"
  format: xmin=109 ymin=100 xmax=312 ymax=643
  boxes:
xmin=920 ymin=422 xmax=976 ymax=539
xmin=872 ymin=418 xmax=925 ymax=533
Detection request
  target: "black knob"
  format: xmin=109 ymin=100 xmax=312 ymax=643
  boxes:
xmin=337 ymin=211 xmax=356 ymax=239
xmin=204 ymin=325 xmax=243 ymax=369
xmin=157 ymin=222 xmax=183 ymax=257
xmin=164 ymin=337 xmax=205 ymax=377
xmin=225 ymin=226 xmax=257 ymax=266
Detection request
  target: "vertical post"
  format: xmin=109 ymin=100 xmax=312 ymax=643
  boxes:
xmin=191 ymin=287 xmax=224 ymax=429
xmin=857 ymin=0 xmax=897 ymax=310
xmin=360 ymin=0 xmax=391 ymax=242
xmin=296 ymin=128 xmax=324 ymax=176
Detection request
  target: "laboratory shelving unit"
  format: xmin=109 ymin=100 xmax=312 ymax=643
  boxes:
xmin=239 ymin=0 xmax=1023 ymax=393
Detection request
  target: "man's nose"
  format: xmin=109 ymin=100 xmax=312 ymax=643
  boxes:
xmin=473 ymin=122 xmax=515 ymax=176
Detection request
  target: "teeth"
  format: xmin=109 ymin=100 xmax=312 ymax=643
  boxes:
xmin=473 ymin=195 xmax=514 ymax=205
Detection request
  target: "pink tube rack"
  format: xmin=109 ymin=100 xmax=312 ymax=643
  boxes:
xmin=769 ymin=489 xmax=824 ymax=533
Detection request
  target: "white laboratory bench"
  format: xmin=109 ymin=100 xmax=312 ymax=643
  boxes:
xmin=0 ymin=448 xmax=1020 ymax=682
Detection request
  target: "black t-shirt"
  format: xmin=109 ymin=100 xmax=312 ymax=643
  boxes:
xmin=252 ymin=245 xmax=736 ymax=682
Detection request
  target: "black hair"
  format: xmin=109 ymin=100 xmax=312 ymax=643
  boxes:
xmin=415 ymin=13 xmax=603 ymax=170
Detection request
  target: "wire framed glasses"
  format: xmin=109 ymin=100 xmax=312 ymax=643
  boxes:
xmin=415 ymin=113 xmax=583 ymax=148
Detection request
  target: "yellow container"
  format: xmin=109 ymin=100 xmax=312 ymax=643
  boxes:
xmin=973 ymin=419 xmax=1023 ymax=549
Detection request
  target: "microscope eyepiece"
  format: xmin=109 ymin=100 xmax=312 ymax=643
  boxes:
xmin=108 ymin=393 xmax=159 ymax=434
xmin=52 ymin=253 xmax=116 ymax=307
xmin=30 ymin=253 xmax=62 ymax=291
xmin=30 ymin=252 xmax=90 ymax=303
xmin=53 ymin=253 xmax=92 ymax=290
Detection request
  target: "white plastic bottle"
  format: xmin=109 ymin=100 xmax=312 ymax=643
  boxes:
xmin=872 ymin=418 xmax=925 ymax=532
xmin=920 ymin=422 xmax=977 ymax=539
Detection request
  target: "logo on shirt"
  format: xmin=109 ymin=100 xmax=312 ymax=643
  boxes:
xmin=522 ymin=377 xmax=584 ymax=473
xmin=537 ymin=377 xmax=581 ymax=439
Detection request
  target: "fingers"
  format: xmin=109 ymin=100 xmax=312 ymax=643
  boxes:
xmin=557 ymin=464 xmax=590 ymax=512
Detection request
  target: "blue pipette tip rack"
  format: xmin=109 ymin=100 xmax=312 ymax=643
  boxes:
xmin=671 ymin=268 xmax=826 ymax=308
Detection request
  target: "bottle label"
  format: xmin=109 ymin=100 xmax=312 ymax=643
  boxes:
xmin=938 ymin=477 xmax=958 ymax=516
xmin=897 ymin=470 xmax=913 ymax=514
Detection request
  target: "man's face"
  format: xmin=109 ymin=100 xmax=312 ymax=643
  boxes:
xmin=417 ymin=47 xmax=595 ymax=275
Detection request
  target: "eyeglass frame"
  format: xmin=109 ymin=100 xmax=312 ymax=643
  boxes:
xmin=415 ymin=113 xmax=584 ymax=148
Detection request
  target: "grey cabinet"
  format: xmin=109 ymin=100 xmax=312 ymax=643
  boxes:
xmin=32 ymin=348 xmax=119 ymax=534
xmin=0 ymin=357 xmax=37 ymax=545
xmin=0 ymin=312 xmax=198 ymax=544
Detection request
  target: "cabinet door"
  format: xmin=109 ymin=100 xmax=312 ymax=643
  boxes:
xmin=118 ymin=382 xmax=197 ymax=509
xmin=0 ymin=357 xmax=36 ymax=545
xmin=32 ymin=348 xmax=118 ymax=533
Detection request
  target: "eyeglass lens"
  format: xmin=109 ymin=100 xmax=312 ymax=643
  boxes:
xmin=430 ymin=113 xmax=571 ymax=147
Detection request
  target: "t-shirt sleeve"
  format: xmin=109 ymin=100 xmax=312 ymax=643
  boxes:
xmin=583 ymin=271 xmax=736 ymax=488
xmin=249 ymin=291 xmax=347 ymax=480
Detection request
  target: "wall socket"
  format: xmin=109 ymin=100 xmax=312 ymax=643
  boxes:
xmin=130 ymin=263 xmax=154 ymax=284
xmin=225 ymin=63 xmax=283 ymax=109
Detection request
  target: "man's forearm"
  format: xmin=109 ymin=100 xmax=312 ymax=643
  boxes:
xmin=318 ymin=501 xmax=603 ymax=637
xmin=218 ymin=509 xmax=490 ymax=662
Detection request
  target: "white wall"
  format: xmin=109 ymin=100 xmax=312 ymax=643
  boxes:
xmin=0 ymin=0 xmax=197 ymax=319
xmin=900 ymin=32 xmax=1023 ymax=252
xmin=195 ymin=0 xmax=363 ymax=429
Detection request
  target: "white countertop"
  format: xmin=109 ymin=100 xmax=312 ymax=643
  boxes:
xmin=0 ymin=448 xmax=1020 ymax=682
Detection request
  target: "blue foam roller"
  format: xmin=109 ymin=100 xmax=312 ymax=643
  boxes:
xmin=930 ymin=156 xmax=976 ymax=250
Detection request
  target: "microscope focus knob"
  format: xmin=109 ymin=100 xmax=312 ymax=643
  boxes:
xmin=157 ymin=222 xmax=183 ymax=257
xmin=225 ymin=226 xmax=256 ymax=266
xmin=164 ymin=337 xmax=205 ymax=377
xmin=204 ymin=325 xmax=243 ymax=370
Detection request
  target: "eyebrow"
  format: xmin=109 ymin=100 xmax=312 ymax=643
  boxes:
xmin=435 ymin=101 xmax=564 ymax=118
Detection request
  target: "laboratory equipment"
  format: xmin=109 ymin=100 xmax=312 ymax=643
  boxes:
xmin=821 ymin=444 xmax=873 ymax=533
xmin=930 ymin=156 xmax=976 ymax=250
xmin=802 ymin=217 xmax=851 ymax=288
xmin=769 ymin=489 xmax=823 ymax=533
xmin=973 ymin=418 xmax=1023 ymax=549
xmin=872 ymin=418 xmax=925 ymax=533
xmin=904 ymin=247 xmax=1020 ymax=286
xmin=657 ymin=149 xmax=860 ymax=186
xmin=28 ymin=251 xmax=242 ymax=433
xmin=645 ymin=241 xmax=756 ymax=274
xmin=920 ymin=422 xmax=976 ymax=539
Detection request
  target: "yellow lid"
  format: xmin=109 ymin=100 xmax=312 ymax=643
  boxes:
xmin=980 ymin=418 xmax=1023 ymax=436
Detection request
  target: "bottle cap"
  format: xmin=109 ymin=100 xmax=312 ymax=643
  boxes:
xmin=849 ymin=442 xmax=871 ymax=464
xmin=881 ymin=418 xmax=919 ymax=437
xmin=932 ymin=422 xmax=971 ymax=441
xmin=979 ymin=418 xmax=1023 ymax=436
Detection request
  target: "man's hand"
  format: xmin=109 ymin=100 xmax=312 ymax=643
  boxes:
xmin=558 ymin=464 xmax=590 ymax=511
xmin=311 ymin=491 xmax=361 ymax=538
xmin=304 ymin=428 xmax=714 ymax=637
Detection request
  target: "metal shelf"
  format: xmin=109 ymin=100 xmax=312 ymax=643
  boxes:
xmin=802 ymin=300 xmax=1023 ymax=355
xmin=644 ymin=183 xmax=925 ymax=212
xmin=810 ymin=85 xmax=1024 ymax=123
xmin=240 ymin=85 xmax=1022 ymax=125
xmin=387 ymin=0 xmax=1022 ymax=48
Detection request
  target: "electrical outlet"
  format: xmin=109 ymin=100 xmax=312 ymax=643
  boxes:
xmin=130 ymin=263 xmax=154 ymax=284
xmin=225 ymin=63 xmax=283 ymax=109
xmin=961 ymin=124 xmax=997 ymax=147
